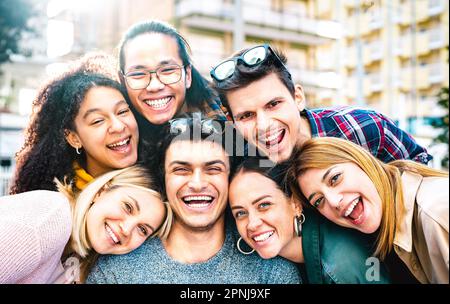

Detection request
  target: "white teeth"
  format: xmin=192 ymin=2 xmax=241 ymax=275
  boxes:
xmin=253 ymin=231 xmax=274 ymax=242
xmin=108 ymin=138 xmax=129 ymax=148
xmin=187 ymin=203 xmax=210 ymax=208
xmin=145 ymin=97 xmax=171 ymax=109
xmin=261 ymin=129 xmax=284 ymax=143
xmin=105 ymin=224 xmax=119 ymax=244
xmin=344 ymin=198 xmax=360 ymax=217
xmin=183 ymin=196 xmax=213 ymax=202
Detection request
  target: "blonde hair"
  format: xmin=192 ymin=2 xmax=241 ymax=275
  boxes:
xmin=56 ymin=165 xmax=173 ymax=281
xmin=287 ymin=137 xmax=447 ymax=260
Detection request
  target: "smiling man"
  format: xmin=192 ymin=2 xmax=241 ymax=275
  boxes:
xmin=212 ymin=44 xmax=432 ymax=165
xmin=86 ymin=116 xmax=302 ymax=284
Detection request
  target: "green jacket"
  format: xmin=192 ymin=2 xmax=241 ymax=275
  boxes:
xmin=301 ymin=208 xmax=391 ymax=284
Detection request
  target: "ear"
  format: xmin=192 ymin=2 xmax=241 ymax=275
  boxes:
xmin=184 ymin=65 xmax=192 ymax=89
xmin=289 ymin=196 xmax=303 ymax=215
xmin=294 ymin=84 xmax=306 ymax=112
xmin=65 ymin=129 xmax=82 ymax=150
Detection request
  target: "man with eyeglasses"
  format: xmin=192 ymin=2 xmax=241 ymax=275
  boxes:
xmin=86 ymin=116 xmax=302 ymax=283
xmin=211 ymin=44 xmax=432 ymax=165
xmin=118 ymin=20 xmax=228 ymax=127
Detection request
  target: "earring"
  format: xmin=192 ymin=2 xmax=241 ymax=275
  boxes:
xmin=294 ymin=213 xmax=305 ymax=237
xmin=237 ymin=237 xmax=255 ymax=255
xmin=76 ymin=146 xmax=81 ymax=155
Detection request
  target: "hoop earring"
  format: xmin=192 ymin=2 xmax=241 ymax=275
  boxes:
xmin=237 ymin=237 xmax=255 ymax=255
xmin=294 ymin=213 xmax=305 ymax=237
xmin=76 ymin=147 xmax=81 ymax=155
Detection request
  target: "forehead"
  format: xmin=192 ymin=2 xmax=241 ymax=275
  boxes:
xmin=80 ymin=86 xmax=124 ymax=109
xmin=226 ymin=73 xmax=291 ymax=110
xmin=165 ymin=140 xmax=229 ymax=166
xmin=124 ymin=33 xmax=181 ymax=69
xmin=230 ymin=171 xmax=281 ymax=200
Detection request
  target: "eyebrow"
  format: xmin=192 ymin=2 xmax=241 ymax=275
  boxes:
xmin=230 ymin=195 xmax=271 ymax=210
xmin=82 ymin=100 xmax=128 ymax=120
xmin=128 ymin=195 xmax=156 ymax=232
xmin=169 ymin=160 xmax=227 ymax=168
xmin=306 ymin=166 xmax=336 ymax=203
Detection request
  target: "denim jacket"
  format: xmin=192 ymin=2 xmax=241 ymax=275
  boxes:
xmin=301 ymin=208 xmax=391 ymax=284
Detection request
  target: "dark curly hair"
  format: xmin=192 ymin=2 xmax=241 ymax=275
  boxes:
xmin=10 ymin=69 xmax=127 ymax=194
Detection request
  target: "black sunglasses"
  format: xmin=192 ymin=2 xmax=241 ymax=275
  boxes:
xmin=210 ymin=44 xmax=290 ymax=82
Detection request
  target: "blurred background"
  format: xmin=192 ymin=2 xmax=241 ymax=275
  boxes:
xmin=0 ymin=0 xmax=449 ymax=195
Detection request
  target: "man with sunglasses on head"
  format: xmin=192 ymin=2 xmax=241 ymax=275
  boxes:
xmin=211 ymin=44 xmax=431 ymax=284
xmin=211 ymin=44 xmax=432 ymax=165
xmin=86 ymin=115 xmax=302 ymax=284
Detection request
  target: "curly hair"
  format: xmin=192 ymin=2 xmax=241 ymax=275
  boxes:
xmin=10 ymin=69 xmax=127 ymax=194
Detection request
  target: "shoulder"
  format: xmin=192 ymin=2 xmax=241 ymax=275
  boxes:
xmin=0 ymin=190 xmax=71 ymax=227
xmin=317 ymin=218 xmax=391 ymax=283
xmin=415 ymin=175 xmax=449 ymax=230
xmin=87 ymin=237 xmax=163 ymax=283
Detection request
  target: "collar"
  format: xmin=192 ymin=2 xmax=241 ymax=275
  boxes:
xmin=393 ymin=171 xmax=423 ymax=252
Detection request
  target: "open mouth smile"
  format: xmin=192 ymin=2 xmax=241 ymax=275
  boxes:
xmin=143 ymin=96 xmax=173 ymax=110
xmin=181 ymin=195 xmax=215 ymax=209
xmin=106 ymin=136 xmax=132 ymax=152
xmin=342 ymin=197 xmax=365 ymax=224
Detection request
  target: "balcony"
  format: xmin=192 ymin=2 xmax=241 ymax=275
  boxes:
xmin=289 ymin=67 xmax=341 ymax=90
xmin=368 ymin=72 xmax=383 ymax=92
xmin=175 ymin=0 xmax=341 ymax=45
xmin=428 ymin=0 xmax=444 ymax=16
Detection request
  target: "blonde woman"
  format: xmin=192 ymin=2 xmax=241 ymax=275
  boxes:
xmin=288 ymin=137 xmax=448 ymax=284
xmin=0 ymin=165 xmax=172 ymax=283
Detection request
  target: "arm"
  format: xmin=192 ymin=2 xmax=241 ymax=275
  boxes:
xmin=0 ymin=191 xmax=71 ymax=283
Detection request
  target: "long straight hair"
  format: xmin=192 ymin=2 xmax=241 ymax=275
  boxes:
xmin=288 ymin=137 xmax=447 ymax=260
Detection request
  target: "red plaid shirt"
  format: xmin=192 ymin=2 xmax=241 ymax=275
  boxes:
xmin=304 ymin=106 xmax=432 ymax=164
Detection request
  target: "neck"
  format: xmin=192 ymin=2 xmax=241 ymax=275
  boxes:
xmin=278 ymin=236 xmax=304 ymax=263
xmin=162 ymin=217 xmax=226 ymax=264
xmin=298 ymin=115 xmax=312 ymax=146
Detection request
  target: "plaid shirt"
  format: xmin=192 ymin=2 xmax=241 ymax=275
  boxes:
xmin=304 ymin=106 xmax=432 ymax=164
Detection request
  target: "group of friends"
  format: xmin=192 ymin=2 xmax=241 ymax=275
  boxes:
xmin=0 ymin=19 xmax=448 ymax=284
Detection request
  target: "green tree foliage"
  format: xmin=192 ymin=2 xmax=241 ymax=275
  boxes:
xmin=0 ymin=0 xmax=35 ymax=65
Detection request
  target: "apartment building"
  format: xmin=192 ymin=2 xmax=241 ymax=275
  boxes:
xmin=342 ymin=0 xmax=449 ymax=142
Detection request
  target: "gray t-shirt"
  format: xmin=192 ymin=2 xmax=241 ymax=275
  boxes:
xmin=86 ymin=227 xmax=302 ymax=284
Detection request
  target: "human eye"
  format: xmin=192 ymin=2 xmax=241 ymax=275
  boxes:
xmin=138 ymin=224 xmax=149 ymax=237
xmin=207 ymin=166 xmax=223 ymax=174
xmin=312 ymin=197 xmax=323 ymax=208
xmin=118 ymin=107 xmax=130 ymax=115
xmin=234 ymin=210 xmax=247 ymax=219
xmin=237 ymin=112 xmax=254 ymax=121
xmin=126 ymin=70 xmax=147 ymax=78
xmin=123 ymin=202 xmax=133 ymax=213
xmin=159 ymin=65 xmax=179 ymax=74
xmin=258 ymin=201 xmax=271 ymax=209
xmin=267 ymin=100 xmax=281 ymax=109
xmin=173 ymin=167 xmax=189 ymax=174
xmin=329 ymin=173 xmax=342 ymax=186
xmin=90 ymin=118 xmax=104 ymax=125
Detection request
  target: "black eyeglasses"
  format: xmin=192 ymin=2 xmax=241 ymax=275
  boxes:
xmin=169 ymin=117 xmax=226 ymax=136
xmin=123 ymin=64 xmax=185 ymax=90
xmin=210 ymin=44 xmax=290 ymax=82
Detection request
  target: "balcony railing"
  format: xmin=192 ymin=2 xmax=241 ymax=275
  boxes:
xmin=429 ymin=63 xmax=443 ymax=83
xmin=175 ymin=0 xmax=341 ymax=39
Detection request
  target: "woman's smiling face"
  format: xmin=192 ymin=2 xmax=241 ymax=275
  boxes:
xmin=229 ymin=171 xmax=298 ymax=259
xmin=298 ymin=162 xmax=383 ymax=234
